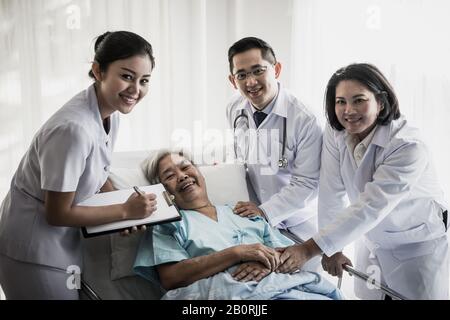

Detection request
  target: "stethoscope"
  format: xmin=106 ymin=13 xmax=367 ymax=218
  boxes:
xmin=233 ymin=109 xmax=288 ymax=169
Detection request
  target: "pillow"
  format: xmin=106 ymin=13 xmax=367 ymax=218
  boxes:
xmin=198 ymin=164 xmax=249 ymax=206
xmin=108 ymin=153 xmax=250 ymax=280
xmin=108 ymin=164 xmax=250 ymax=206
xmin=108 ymin=167 xmax=150 ymax=190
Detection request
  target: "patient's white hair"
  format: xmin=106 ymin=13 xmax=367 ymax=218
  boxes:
xmin=141 ymin=149 xmax=194 ymax=184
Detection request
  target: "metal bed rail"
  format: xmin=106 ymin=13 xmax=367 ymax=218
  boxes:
xmin=279 ymin=229 xmax=408 ymax=300
xmin=80 ymin=279 xmax=101 ymax=300
xmin=80 ymin=230 xmax=408 ymax=300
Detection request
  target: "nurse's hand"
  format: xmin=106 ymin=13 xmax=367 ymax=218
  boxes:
xmin=235 ymin=243 xmax=280 ymax=271
xmin=232 ymin=262 xmax=270 ymax=282
xmin=277 ymin=240 xmax=322 ymax=273
xmin=233 ymin=201 xmax=264 ymax=218
xmin=321 ymin=252 xmax=353 ymax=277
xmin=123 ymin=192 xmax=157 ymax=219
xmin=120 ymin=225 xmax=147 ymax=237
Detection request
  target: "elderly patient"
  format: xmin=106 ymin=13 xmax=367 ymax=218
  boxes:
xmin=133 ymin=150 xmax=343 ymax=300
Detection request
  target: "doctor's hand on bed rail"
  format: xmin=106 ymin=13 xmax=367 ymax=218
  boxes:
xmin=321 ymin=252 xmax=353 ymax=278
xmin=276 ymin=239 xmax=323 ymax=273
xmin=233 ymin=201 xmax=264 ymax=218
xmin=232 ymin=261 xmax=271 ymax=282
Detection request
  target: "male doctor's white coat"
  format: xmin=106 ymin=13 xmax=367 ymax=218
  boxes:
xmin=313 ymin=117 xmax=449 ymax=299
xmin=227 ymin=84 xmax=323 ymax=240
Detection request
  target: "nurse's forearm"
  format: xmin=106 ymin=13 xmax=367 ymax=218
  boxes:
xmin=45 ymin=190 xmax=128 ymax=227
xmin=47 ymin=204 xmax=128 ymax=227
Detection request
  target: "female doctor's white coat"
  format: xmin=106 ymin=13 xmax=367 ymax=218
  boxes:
xmin=226 ymin=84 xmax=323 ymax=240
xmin=313 ymin=117 xmax=448 ymax=299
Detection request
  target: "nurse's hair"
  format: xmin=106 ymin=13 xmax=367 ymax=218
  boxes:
xmin=228 ymin=37 xmax=277 ymax=74
xmin=88 ymin=31 xmax=155 ymax=79
xmin=141 ymin=149 xmax=194 ymax=185
xmin=324 ymin=63 xmax=401 ymax=131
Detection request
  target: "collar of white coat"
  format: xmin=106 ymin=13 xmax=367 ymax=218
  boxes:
xmin=87 ymin=83 xmax=110 ymax=138
xmin=340 ymin=115 xmax=407 ymax=149
xmin=234 ymin=82 xmax=288 ymax=119
xmin=344 ymin=125 xmax=378 ymax=152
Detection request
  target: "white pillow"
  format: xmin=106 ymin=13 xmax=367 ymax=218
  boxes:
xmin=108 ymin=157 xmax=249 ymax=280
xmin=108 ymin=167 xmax=150 ymax=190
xmin=198 ymin=164 xmax=249 ymax=206
xmin=108 ymin=164 xmax=249 ymax=206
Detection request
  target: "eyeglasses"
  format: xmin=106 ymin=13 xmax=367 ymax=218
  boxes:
xmin=233 ymin=66 xmax=268 ymax=81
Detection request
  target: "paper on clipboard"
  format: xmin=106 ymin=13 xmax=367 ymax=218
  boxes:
xmin=80 ymin=184 xmax=181 ymax=238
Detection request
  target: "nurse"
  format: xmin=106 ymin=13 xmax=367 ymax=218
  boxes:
xmin=0 ymin=31 xmax=157 ymax=299
xmin=276 ymin=63 xmax=448 ymax=300
xmin=226 ymin=37 xmax=323 ymax=243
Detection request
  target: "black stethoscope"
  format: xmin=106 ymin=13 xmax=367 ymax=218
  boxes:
xmin=233 ymin=109 xmax=288 ymax=169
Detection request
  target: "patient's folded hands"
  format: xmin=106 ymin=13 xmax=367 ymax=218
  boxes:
xmin=232 ymin=262 xmax=270 ymax=282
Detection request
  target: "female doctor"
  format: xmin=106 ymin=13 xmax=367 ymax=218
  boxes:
xmin=0 ymin=31 xmax=157 ymax=299
xmin=276 ymin=63 xmax=448 ymax=299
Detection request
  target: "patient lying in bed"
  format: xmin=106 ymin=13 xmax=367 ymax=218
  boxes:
xmin=133 ymin=150 xmax=343 ymax=300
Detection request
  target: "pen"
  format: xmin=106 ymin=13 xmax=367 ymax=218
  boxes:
xmin=133 ymin=186 xmax=145 ymax=196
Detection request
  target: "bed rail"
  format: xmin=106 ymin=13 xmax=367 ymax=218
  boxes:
xmin=80 ymin=279 xmax=101 ymax=300
xmin=81 ymin=230 xmax=408 ymax=300
xmin=279 ymin=229 xmax=408 ymax=300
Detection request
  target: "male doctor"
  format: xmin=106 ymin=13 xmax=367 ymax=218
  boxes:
xmin=226 ymin=37 xmax=323 ymax=242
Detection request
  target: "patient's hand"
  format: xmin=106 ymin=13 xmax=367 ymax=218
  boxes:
xmin=276 ymin=240 xmax=321 ymax=274
xmin=235 ymin=243 xmax=280 ymax=271
xmin=232 ymin=262 xmax=270 ymax=282
xmin=233 ymin=201 xmax=264 ymax=218
xmin=321 ymin=252 xmax=353 ymax=277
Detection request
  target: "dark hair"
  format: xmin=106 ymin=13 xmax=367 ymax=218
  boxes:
xmin=228 ymin=37 xmax=277 ymax=73
xmin=88 ymin=31 xmax=155 ymax=79
xmin=324 ymin=63 xmax=401 ymax=131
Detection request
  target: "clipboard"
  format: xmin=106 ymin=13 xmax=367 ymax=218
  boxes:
xmin=80 ymin=184 xmax=181 ymax=238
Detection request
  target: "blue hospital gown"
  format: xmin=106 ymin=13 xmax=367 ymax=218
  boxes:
xmin=134 ymin=205 xmax=343 ymax=300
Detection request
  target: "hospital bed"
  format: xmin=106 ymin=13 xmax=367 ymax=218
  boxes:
xmin=80 ymin=151 xmax=407 ymax=300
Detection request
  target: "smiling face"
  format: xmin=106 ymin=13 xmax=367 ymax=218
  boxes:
xmin=335 ymin=80 xmax=383 ymax=140
xmin=92 ymin=54 xmax=152 ymax=119
xmin=228 ymin=48 xmax=281 ymax=110
xmin=157 ymin=154 xmax=209 ymax=210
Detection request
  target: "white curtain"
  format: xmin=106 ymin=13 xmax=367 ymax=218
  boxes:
xmin=290 ymin=0 xmax=450 ymax=198
xmin=0 ymin=0 xmax=295 ymax=200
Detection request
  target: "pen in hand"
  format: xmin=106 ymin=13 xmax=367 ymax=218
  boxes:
xmin=133 ymin=186 xmax=145 ymax=196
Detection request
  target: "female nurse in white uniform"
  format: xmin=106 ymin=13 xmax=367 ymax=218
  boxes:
xmin=276 ymin=63 xmax=448 ymax=300
xmin=0 ymin=31 xmax=157 ymax=299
